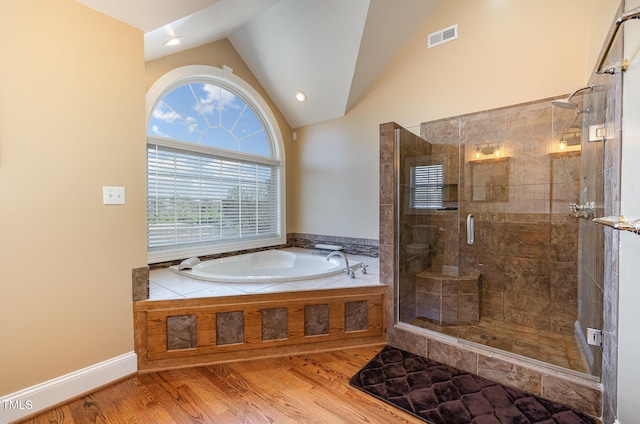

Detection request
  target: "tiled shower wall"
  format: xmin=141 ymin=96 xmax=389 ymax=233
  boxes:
xmin=398 ymin=99 xmax=584 ymax=338
xmin=381 ymin=121 xmax=603 ymax=418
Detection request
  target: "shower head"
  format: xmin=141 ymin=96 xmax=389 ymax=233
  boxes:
xmin=552 ymin=84 xmax=595 ymax=109
xmin=552 ymin=98 xmax=579 ymax=109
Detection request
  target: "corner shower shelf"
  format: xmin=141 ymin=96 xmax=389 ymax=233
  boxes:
xmin=593 ymin=216 xmax=640 ymax=234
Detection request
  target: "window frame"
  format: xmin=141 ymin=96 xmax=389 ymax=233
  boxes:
xmin=145 ymin=65 xmax=286 ymax=263
xmin=410 ymin=163 xmax=444 ymax=210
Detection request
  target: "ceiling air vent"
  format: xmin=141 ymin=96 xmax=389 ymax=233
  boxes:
xmin=428 ymin=24 xmax=458 ymax=48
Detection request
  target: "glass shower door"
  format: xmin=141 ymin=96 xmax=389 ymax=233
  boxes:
xmin=396 ymin=124 xmax=464 ymax=339
xmin=395 ymin=90 xmax=605 ymax=376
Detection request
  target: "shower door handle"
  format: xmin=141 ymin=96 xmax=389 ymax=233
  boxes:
xmin=467 ymin=214 xmax=474 ymax=245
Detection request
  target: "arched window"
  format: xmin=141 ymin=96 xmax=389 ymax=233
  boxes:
xmin=146 ymin=65 xmax=285 ymax=263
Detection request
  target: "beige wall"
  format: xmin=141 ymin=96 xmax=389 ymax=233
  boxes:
xmin=0 ymin=0 xmax=146 ymax=395
xmin=585 ymin=0 xmax=623 ymax=79
xmin=291 ymin=0 xmax=589 ymax=240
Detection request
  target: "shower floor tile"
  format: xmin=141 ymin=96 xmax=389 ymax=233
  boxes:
xmin=411 ymin=316 xmax=589 ymax=374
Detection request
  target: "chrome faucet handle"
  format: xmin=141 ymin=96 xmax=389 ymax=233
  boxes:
xmin=569 ymin=202 xmax=595 ymax=218
xmin=359 ymin=264 xmax=368 ymax=274
xmin=346 ymin=268 xmax=356 ymax=278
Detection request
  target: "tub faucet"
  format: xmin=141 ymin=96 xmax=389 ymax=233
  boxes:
xmin=326 ymin=251 xmax=355 ymax=278
xmin=569 ymin=201 xmax=595 ymax=218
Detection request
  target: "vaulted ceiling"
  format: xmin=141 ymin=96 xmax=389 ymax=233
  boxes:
xmin=76 ymin=0 xmax=442 ymax=128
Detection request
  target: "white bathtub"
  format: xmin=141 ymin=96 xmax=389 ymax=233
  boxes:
xmin=169 ymin=249 xmax=361 ymax=283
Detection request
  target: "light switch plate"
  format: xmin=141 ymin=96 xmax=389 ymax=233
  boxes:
xmin=103 ymin=186 xmax=125 ymax=205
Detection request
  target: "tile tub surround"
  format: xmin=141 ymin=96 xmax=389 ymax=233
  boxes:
xmin=287 ymin=232 xmax=380 ymax=257
xmin=132 ymin=266 xmax=150 ymax=301
xmin=380 ymin=122 xmax=602 ymax=419
xmin=134 ymin=286 xmax=387 ymax=372
xmin=147 ymin=248 xmax=382 ymax=301
xmin=147 ymin=234 xmax=379 ymax=271
xmin=135 ymin=285 xmax=386 ymax=372
xmin=135 ymin=248 xmax=386 ymax=372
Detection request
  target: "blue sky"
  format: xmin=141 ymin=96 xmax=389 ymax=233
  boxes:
xmin=148 ymin=83 xmax=270 ymax=157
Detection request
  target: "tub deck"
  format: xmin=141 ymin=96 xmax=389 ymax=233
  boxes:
xmin=135 ymin=249 xmax=386 ymax=372
xmin=149 ymin=248 xmax=381 ymax=300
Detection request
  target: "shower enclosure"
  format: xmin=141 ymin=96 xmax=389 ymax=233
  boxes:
xmin=395 ymin=91 xmax=605 ymax=376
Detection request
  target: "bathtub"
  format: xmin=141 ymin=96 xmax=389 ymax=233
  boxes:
xmin=169 ymin=249 xmax=361 ymax=283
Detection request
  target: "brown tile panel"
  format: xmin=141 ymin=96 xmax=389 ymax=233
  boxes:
xmin=261 ymin=308 xmax=288 ymax=341
xmin=304 ymin=304 xmax=330 ymax=336
xmin=166 ymin=315 xmax=197 ymax=350
xmin=216 ymin=311 xmax=244 ymax=345
xmin=345 ymin=301 xmax=368 ymax=332
xmin=132 ymin=266 xmax=150 ymax=301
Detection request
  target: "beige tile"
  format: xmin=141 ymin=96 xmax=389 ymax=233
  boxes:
xmin=481 ymin=289 xmax=504 ymax=320
xmin=132 ymin=266 xmax=150 ymax=301
xmin=511 ymin=341 xmax=539 ymax=358
xmin=460 ymin=327 xmax=488 ymax=345
xmin=514 ymin=324 xmax=539 ymax=338
xmin=416 ymin=275 xmax=442 ymax=294
xmin=379 ymin=163 xmax=395 ymax=204
xmin=477 ymin=354 xmax=542 ymax=395
xmin=542 ymin=375 xmax=602 ymax=417
xmin=388 ymin=326 xmax=428 ymax=357
xmin=486 ymin=338 xmax=513 ymax=351
xmin=427 ymin=338 xmax=478 ymax=374
xmin=503 ymin=292 xmax=550 ymax=330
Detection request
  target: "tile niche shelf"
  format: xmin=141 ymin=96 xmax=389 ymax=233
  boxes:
xmin=593 ymin=216 xmax=640 ymax=234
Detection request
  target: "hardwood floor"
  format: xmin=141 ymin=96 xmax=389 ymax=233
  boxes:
xmin=19 ymin=345 xmax=424 ymax=424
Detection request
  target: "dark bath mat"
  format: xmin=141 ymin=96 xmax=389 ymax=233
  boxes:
xmin=349 ymin=345 xmax=596 ymax=424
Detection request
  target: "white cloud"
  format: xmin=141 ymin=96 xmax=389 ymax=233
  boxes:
xmin=150 ymin=125 xmax=170 ymax=138
xmin=199 ymin=84 xmax=239 ymax=115
xmin=185 ymin=116 xmax=198 ymax=133
xmin=152 ymin=101 xmax=201 ymax=136
xmin=152 ymin=102 xmax=181 ymax=123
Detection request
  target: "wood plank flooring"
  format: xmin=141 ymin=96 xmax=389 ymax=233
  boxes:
xmin=19 ymin=345 xmax=424 ymax=424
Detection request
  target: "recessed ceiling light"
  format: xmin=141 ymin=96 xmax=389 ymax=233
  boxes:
xmin=163 ymin=36 xmax=183 ymax=47
xmin=295 ymin=90 xmax=307 ymax=102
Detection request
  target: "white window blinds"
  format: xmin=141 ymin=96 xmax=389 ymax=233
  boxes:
xmin=410 ymin=164 xmax=444 ymax=209
xmin=147 ymin=144 xmax=280 ymax=252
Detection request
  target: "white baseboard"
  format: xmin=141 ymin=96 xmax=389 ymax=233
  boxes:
xmin=0 ymin=352 xmax=137 ymax=424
